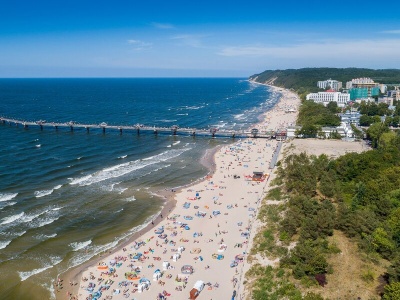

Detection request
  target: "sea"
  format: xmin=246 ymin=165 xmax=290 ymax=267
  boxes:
xmin=0 ymin=78 xmax=278 ymax=299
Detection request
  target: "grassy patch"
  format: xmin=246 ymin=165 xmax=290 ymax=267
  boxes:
xmin=267 ymin=187 xmax=283 ymax=200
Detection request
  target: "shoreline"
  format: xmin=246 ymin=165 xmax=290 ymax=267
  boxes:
xmin=57 ymin=81 xmax=297 ymax=300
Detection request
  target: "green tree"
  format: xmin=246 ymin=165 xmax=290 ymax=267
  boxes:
xmin=383 ymin=282 xmax=400 ymax=300
xmin=366 ymin=122 xmax=389 ymax=148
xmin=326 ymin=101 xmax=338 ymax=113
xmin=359 ymin=115 xmax=372 ymax=126
xmin=372 ymin=227 xmax=395 ymax=258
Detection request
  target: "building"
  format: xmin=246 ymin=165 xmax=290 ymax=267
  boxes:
xmin=339 ymin=110 xmax=361 ymax=125
xmin=349 ymin=87 xmax=380 ymax=100
xmin=388 ymin=87 xmax=400 ymax=101
xmin=346 ymin=78 xmax=381 ymax=100
xmin=306 ymin=91 xmax=350 ymax=107
xmin=346 ymin=77 xmax=376 ymax=89
xmin=317 ymin=79 xmax=343 ymax=91
xmin=378 ymin=96 xmax=394 ymax=106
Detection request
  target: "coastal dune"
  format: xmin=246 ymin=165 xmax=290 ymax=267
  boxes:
xmin=59 ymin=86 xmax=301 ymax=300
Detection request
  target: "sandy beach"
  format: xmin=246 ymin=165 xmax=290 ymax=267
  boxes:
xmin=57 ymin=85 xmax=301 ymax=300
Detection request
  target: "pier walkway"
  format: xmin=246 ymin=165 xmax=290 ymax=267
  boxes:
xmin=0 ymin=116 xmax=287 ymax=139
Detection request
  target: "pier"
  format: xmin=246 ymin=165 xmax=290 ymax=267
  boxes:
xmin=0 ymin=117 xmax=287 ymax=139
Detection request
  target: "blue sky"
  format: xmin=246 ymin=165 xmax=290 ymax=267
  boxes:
xmin=1 ymin=0 xmax=400 ymax=77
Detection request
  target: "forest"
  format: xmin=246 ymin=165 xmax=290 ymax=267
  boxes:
xmin=249 ymin=68 xmax=400 ymax=103
xmin=246 ymin=131 xmax=400 ymax=299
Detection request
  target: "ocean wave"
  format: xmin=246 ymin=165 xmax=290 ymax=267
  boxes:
xmin=118 ymin=155 xmax=127 ymax=159
xmin=69 ymin=148 xmax=189 ymax=187
xmin=34 ymin=233 xmax=57 ymax=240
xmin=35 ymin=216 xmax=60 ymax=228
xmin=0 ymin=212 xmax=25 ymax=225
xmin=0 ymin=193 xmax=18 ymax=202
xmin=69 ymin=240 xmax=92 ymax=251
xmin=21 ymin=211 xmax=47 ymax=223
xmin=0 ymin=201 xmax=17 ymax=210
xmin=34 ymin=190 xmax=53 ymax=198
xmin=179 ymin=105 xmax=204 ymax=110
xmin=0 ymin=240 xmax=11 ymax=250
xmin=18 ymin=256 xmax=63 ymax=281
xmin=123 ymin=196 xmax=136 ymax=202
xmin=68 ymin=240 xmax=119 ymax=269
xmin=158 ymin=119 xmax=177 ymax=123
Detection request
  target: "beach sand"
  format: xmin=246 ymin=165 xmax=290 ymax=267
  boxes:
xmin=57 ymin=85 xmax=302 ymax=300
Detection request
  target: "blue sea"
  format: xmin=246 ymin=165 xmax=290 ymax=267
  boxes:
xmin=0 ymin=78 xmax=278 ymax=299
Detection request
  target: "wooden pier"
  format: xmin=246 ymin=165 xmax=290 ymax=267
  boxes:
xmin=0 ymin=117 xmax=286 ymax=139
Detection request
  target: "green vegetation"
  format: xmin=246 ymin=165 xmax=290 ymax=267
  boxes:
xmin=297 ymin=101 xmax=341 ymax=127
xmin=249 ymin=68 xmax=400 ymax=98
xmin=247 ymin=132 xmax=400 ymax=299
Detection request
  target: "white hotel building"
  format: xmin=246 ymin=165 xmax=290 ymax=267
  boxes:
xmin=306 ymin=91 xmax=350 ymax=107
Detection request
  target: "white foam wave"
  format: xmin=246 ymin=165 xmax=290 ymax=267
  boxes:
xmin=69 ymin=149 xmax=189 ymax=187
xmin=0 ymin=212 xmax=24 ymax=225
xmin=158 ymin=119 xmax=177 ymax=122
xmin=181 ymin=105 xmax=204 ymax=110
xmin=172 ymin=141 xmax=181 ymax=146
xmin=0 ymin=193 xmax=18 ymax=202
xmin=36 ymin=216 xmax=60 ymax=228
xmin=34 ymin=233 xmax=57 ymax=240
xmin=69 ymin=240 xmax=92 ymax=251
xmin=18 ymin=256 xmax=63 ymax=281
xmin=118 ymin=155 xmax=127 ymax=159
xmin=118 ymin=188 xmax=128 ymax=194
xmin=123 ymin=196 xmax=136 ymax=202
xmin=34 ymin=190 xmax=53 ymax=198
xmin=21 ymin=211 xmax=47 ymax=223
xmin=54 ymin=184 xmax=62 ymax=190
xmin=0 ymin=201 xmax=17 ymax=210
xmin=0 ymin=240 xmax=11 ymax=250
xmin=68 ymin=240 xmax=119 ymax=269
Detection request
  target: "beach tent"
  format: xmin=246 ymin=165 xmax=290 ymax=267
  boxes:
xmin=173 ymin=253 xmax=181 ymax=262
xmin=189 ymin=281 xmax=205 ymax=299
xmin=153 ymin=269 xmax=162 ymax=281
xmin=162 ymin=261 xmax=170 ymax=270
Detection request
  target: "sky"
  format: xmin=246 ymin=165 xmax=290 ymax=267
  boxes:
xmin=1 ymin=0 xmax=400 ymax=77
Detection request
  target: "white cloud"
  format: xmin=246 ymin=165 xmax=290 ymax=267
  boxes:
xmin=170 ymin=34 xmax=206 ymax=48
xmin=127 ymin=39 xmax=153 ymax=51
xmin=218 ymin=39 xmax=400 ymax=61
xmin=151 ymin=22 xmax=174 ymax=29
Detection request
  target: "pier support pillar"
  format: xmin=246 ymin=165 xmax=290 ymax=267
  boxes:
xmin=24 ymin=124 xmax=28 ymax=129
xmin=119 ymin=128 xmax=122 ymax=134
xmin=40 ymin=125 xmax=43 ymax=131
xmin=1 ymin=120 xmax=5 ymax=124
xmin=192 ymin=131 xmax=196 ymax=137
xmin=55 ymin=126 xmax=58 ymax=131
xmin=232 ymin=133 xmax=235 ymax=138
xmin=137 ymin=128 xmax=140 ymax=135
xmin=70 ymin=126 xmax=74 ymax=132
xmin=86 ymin=127 xmax=89 ymax=133
xmin=102 ymin=127 xmax=106 ymax=134
xmin=154 ymin=130 xmax=158 ymax=135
